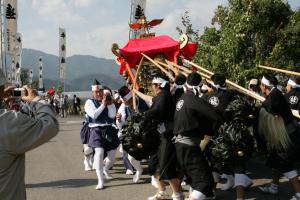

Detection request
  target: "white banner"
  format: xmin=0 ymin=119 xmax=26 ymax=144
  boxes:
xmin=38 ymin=57 xmax=43 ymax=89
xmin=4 ymin=0 xmax=18 ymax=55
xmin=14 ymin=32 xmax=22 ymax=85
xmin=29 ymin=69 xmax=33 ymax=84
xmin=129 ymin=0 xmax=146 ymax=39
xmin=59 ymin=27 xmax=66 ymax=80
xmin=7 ymin=71 xmax=11 ymax=82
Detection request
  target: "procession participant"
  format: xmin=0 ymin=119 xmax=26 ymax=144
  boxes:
xmin=171 ymin=73 xmax=186 ymax=103
xmin=285 ymin=77 xmax=300 ymax=118
xmin=174 ymin=72 xmax=223 ymax=200
xmin=203 ymin=73 xmax=253 ymax=200
xmin=258 ymin=74 xmax=300 ymax=200
xmin=202 ymin=73 xmax=236 ymax=191
xmin=0 ymin=69 xmax=59 ymax=200
xmin=134 ymin=73 xmax=183 ymax=200
xmin=116 ymin=86 xmax=143 ymax=183
xmin=85 ymin=79 xmax=119 ymax=190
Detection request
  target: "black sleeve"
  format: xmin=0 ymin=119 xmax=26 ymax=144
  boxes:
xmin=145 ymin=94 xmax=166 ymax=121
xmin=192 ymin=98 xmax=223 ymax=135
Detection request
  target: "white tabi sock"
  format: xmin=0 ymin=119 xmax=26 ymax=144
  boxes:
xmin=190 ymin=190 xmax=206 ymax=200
xmin=283 ymin=170 xmax=298 ymax=179
xmin=234 ymin=173 xmax=252 ymax=188
xmin=94 ymin=148 xmax=104 ymax=189
xmin=103 ymin=149 xmax=116 ymax=179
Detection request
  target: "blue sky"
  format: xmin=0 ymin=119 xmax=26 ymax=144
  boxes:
xmin=19 ymin=0 xmax=300 ymax=59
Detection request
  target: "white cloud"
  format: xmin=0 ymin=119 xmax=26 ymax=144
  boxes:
xmin=71 ymin=0 xmax=94 ymax=8
xmin=154 ymin=0 xmax=224 ymax=39
xmin=24 ymin=0 xmax=226 ymax=58
xmin=22 ymin=28 xmax=58 ymax=57
xmin=68 ymin=23 xmax=129 ymax=58
xmin=31 ymin=0 xmax=84 ymax=26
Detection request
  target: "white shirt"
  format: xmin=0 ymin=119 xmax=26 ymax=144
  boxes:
xmin=116 ymin=103 xmax=127 ymax=130
xmin=84 ymin=99 xmax=116 ymax=128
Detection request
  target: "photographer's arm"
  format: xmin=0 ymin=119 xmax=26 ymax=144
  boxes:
xmin=1 ymin=98 xmax=59 ymax=154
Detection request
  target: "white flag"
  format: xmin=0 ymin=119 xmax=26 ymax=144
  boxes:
xmin=4 ymin=0 xmax=18 ymax=55
xmin=14 ymin=32 xmax=22 ymax=85
xmin=59 ymin=27 xmax=66 ymax=80
xmin=38 ymin=57 xmax=43 ymax=90
xmin=129 ymin=0 xmax=146 ymax=39
xmin=29 ymin=69 xmax=33 ymax=84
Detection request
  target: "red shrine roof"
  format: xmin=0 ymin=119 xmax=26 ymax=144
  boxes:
xmin=119 ymin=35 xmax=180 ymax=67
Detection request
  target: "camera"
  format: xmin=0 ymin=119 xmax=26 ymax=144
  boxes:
xmin=105 ymin=95 xmax=112 ymax=101
xmin=12 ymin=88 xmax=24 ymax=97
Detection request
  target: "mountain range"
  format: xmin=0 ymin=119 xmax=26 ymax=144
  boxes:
xmin=18 ymin=48 xmax=125 ymax=91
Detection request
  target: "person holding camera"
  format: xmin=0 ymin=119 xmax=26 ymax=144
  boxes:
xmin=84 ymin=79 xmax=119 ymax=190
xmin=0 ymin=69 xmax=59 ymax=200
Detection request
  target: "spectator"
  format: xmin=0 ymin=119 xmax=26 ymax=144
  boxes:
xmin=0 ymin=69 xmax=59 ymax=200
xmin=73 ymin=94 xmax=81 ymax=115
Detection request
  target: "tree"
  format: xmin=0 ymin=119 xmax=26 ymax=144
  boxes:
xmin=178 ymin=0 xmax=297 ymax=86
xmin=176 ymin=11 xmax=200 ymax=43
xmin=20 ymin=68 xmax=29 ymax=86
xmin=267 ymin=9 xmax=300 ymax=71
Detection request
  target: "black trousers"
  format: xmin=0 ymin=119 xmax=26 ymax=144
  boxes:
xmin=175 ymin=143 xmax=214 ymax=197
xmin=148 ymin=131 xmax=179 ymax=180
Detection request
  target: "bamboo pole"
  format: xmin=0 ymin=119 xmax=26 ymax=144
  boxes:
xmin=141 ymin=53 xmax=175 ymax=81
xmin=132 ymin=56 xmax=145 ymax=111
xmin=184 ymin=59 xmax=214 ymax=75
xmin=258 ymin=65 xmax=300 ymax=76
xmin=156 ymin=60 xmax=189 ymax=77
xmin=169 ymin=60 xmax=266 ymax=102
xmin=125 ymin=63 xmax=136 ymax=84
xmin=165 ymin=60 xmax=192 ymax=75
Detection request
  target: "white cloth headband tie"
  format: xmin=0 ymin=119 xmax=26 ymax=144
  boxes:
xmin=288 ymin=79 xmax=300 ymax=88
xmin=121 ymin=92 xmax=133 ymax=102
xmin=152 ymin=77 xmax=168 ymax=88
xmin=211 ymin=82 xmax=227 ymax=90
xmin=91 ymin=85 xmax=103 ymax=91
xmin=186 ymin=83 xmax=201 ymax=95
xmin=261 ymin=76 xmax=272 ymax=87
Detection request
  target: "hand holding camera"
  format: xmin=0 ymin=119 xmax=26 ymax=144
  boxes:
xmin=21 ymin=85 xmax=38 ymax=103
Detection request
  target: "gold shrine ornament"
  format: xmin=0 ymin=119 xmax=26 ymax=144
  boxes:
xmin=137 ymin=143 xmax=143 ymax=149
xmin=237 ymin=151 xmax=244 ymax=157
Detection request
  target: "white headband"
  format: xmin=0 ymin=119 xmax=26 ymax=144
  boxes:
xmin=261 ymin=76 xmax=272 ymax=87
xmin=186 ymin=83 xmax=201 ymax=95
xmin=121 ymin=92 xmax=132 ymax=102
xmin=211 ymin=82 xmax=227 ymax=90
xmin=287 ymin=79 xmax=300 ymax=88
xmin=91 ymin=85 xmax=103 ymax=91
xmin=152 ymin=77 xmax=168 ymax=88
xmin=174 ymin=83 xmax=184 ymax=89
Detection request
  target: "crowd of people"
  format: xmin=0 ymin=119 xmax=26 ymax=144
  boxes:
xmin=44 ymin=93 xmax=82 ymax=118
xmin=79 ymin=71 xmax=300 ymax=200
xmin=1 ymin=65 xmax=300 ymax=200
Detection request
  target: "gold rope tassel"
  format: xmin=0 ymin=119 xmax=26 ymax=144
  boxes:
xmin=259 ymin=108 xmax=292 ymax=151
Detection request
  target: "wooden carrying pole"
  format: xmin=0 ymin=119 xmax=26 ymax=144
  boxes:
xmin=156 ymin=60 xmax=189 ymax=77
xmin=132 ymin=56 xmax=145 ymax=111
xmin=141 ymin=53 xmax=175 ymax=81
xmin=170 ymin=60 xmax=266 ymax=102
xmin=163 ymin=60 xmax=299 ymax=119
xmin=259 ymin=65 xmax=300 ymax=76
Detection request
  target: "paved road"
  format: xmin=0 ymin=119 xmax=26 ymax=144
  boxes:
xmin=25 ymin=117 xmax=298 ymax=200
